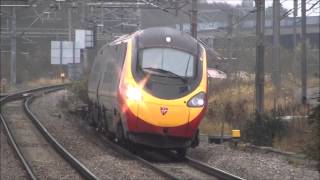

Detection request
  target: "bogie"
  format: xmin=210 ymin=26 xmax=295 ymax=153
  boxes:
xmin=87 ymin=103 xmax=96 ymax=127
xmin=176 ymin=148 xmax=187 ymax=159
xmin=115 ymin=122 xmax=126 ymax=145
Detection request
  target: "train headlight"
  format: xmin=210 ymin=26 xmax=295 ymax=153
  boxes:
xmin=126 ymin=85 xmax=142 ymax=101
xmin=187 ymin=92 xmax=206 ymax=107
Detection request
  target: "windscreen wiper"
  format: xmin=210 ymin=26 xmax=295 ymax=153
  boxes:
xmin=143 ymin=67 xmax=188 ymax=82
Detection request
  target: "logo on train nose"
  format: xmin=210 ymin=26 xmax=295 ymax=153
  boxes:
xmin=160 ymin=107 xmax=168 ymax=115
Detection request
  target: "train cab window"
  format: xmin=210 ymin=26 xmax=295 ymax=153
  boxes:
xmin=138 ymin=48 xmax=195 ymax=78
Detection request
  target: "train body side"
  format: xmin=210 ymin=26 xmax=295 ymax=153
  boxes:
xmin=88 ymin=43 xmax=127 ymax=133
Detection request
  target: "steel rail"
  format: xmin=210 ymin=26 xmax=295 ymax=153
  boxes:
xmin=0 ymin=85 xmax=66 ymax=180
xmin=156 ymin=149 xmax=245 ymax=180
xmin=0 ymin=84 xmax=66 ymax=104
xmin=0 ymin=84 xmax=98 ymax=180
xmin=0 ymin=113 xmax=37 ymax=180
xmin=1 ymin=84 xmax=242 ymax=180
xmin=25 ymin=86 xmax=175 ymax=179
xmin=185 ymin=156 xmax=245 ymax=180
xmin=98 ymin=133 xmax=245 ymax=180
xmin=97 ymin=134 xmax=178 ymax=180
xmin=90 ymin=113 xmax=244 ymax=180
xmin=24 ymin=88 xmax=98 ymax=180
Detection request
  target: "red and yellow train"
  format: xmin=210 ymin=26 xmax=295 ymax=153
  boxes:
xmin=88 ymin=27 xmax=207 ymax=156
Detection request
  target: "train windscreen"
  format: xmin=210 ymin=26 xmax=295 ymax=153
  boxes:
xmin=138 ymin=48 xmax=195 ymax=78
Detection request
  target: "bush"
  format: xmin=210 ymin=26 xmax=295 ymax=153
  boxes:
xmin=68 ymin=78 xmax=89 ymax=103
xmin=305 ymin=92 xmax=320 ymax=169
xmin=243 ymin=113 xmax=288 ymax=146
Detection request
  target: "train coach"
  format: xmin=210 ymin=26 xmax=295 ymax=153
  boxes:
xmin=88 ymin=27 xmax=207 ymax=157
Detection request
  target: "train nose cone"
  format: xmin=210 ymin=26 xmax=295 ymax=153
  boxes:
xmin=137 ymin=102 xmax=189 ymax=136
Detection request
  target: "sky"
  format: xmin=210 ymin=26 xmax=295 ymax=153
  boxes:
xmin=207 ymin=0 xmax=320 ymax=16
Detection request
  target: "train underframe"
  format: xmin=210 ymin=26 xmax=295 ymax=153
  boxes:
xmin=87 ymin=102 xmax=199 ymax=157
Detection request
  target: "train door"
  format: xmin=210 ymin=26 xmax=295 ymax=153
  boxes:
xmin=88 ymin=50 xmax=103 ymax=102
xmin=98 ymin=46 xmax=116 ymax=132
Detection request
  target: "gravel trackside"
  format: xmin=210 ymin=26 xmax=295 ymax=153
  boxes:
xmin=29 ymin=89 xmax=320 ymax=180
xmin=30 ymin=90 xmax=165 ymax=180
xmin=2 ymin=101 xmax=82 ymax=179
xmin=188 ymin=142 xmax=319 ymax=180
xmin=0 ymin=124 xmax=28 ymax=180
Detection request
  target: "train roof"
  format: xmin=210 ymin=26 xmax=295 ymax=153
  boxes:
xmin=110 ymin=27 xmax=199 ymax=54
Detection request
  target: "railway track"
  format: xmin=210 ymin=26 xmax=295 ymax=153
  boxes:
xmin=97 ymin=133 xmax=244 ymax=180
xmin=185 ymin=156 xmax=245 ymax=180
xmin=139 ymin=149 xmax=245 ymax=180
xmin=1 ymin=85 xmax=245 ymax=180
xmin=0 ymin=85 xmax=97 ymax=180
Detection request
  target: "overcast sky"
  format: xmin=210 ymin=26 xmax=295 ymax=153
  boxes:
xmin=208 ymin=0 xmax=320 ymax=16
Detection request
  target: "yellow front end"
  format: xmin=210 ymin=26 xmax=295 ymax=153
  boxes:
xmin=119 ymin=39 xmax=207 ymax=147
